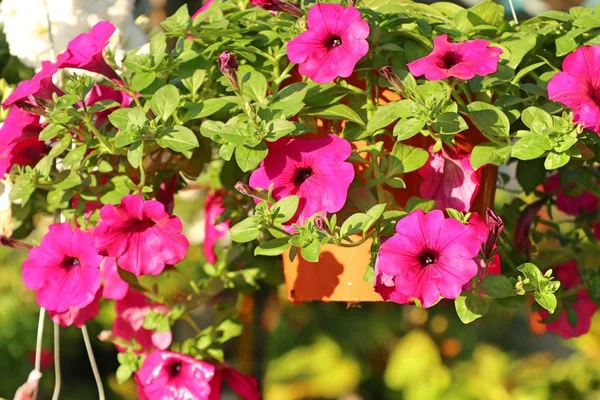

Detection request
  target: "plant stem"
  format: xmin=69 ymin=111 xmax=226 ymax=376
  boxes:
xmin=52 ymin=323 xmax=61 ymax=400
xmin=84 ymin=116 xmax=113 ymax=154
xmin=32 ymin=307 xmax=46 ymax=399
xmin=81 ymin=325 xmax=105 ymax=400
xmin=182 ymin=314 xmax=201 ymax=333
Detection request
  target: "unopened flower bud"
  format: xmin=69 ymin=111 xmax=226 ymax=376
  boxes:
xmin=249 ymin=0 xmax=303 ymax=17
xmin=234 ymin=181 xmax=269 ymax=202
xmin=0 ymin=235 xmax=33 ymax=250
xmin=484 ymin=208 xmax=504 ymax=259
xmin=314 ymin=215 xmax=325 ymax=231
xmin=379 ymin=66 xmax=404 ymax=92
xmin=219 ymin=51 xmax=239 ymax=89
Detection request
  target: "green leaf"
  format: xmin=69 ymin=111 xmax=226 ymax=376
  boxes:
xmin=340 ymin=213 xmax=372 ymax=237
xmin=127 ymin=141 xmax=144 ymax=168
xmin=387 ymin=143 xmax=429 ymax=176
xmin=255 ymin=238 xmax=292 ymax=256
xmin=238 ymin=65 xmax=268 ymax=103
xmin=393 ymin=117 xmax=425 ymax=140
xmin=150 ymin=84 xmax=180 ymax=121
xmin=466 ymin=102 xmax=510 ymax=144
xmin=156 ymin=126 xmax=199 ymax=152
xmin=116 ymin=365 xmax=133 ymax=384
xmin=234 ymin=143 xmax=268 ymax=172
xmin=544 ymin=152 xmax=570 ymax=170
xmin=217 ymin=319 xmax=243 ymax=343
xmin=517 ymin=262 xmax=544 ymax=288
xmin=49 ymin=135 xmax=72 ymax=157
xmin=184 ymin=97 xmax=238 ymax=121
xmin=230 ymin=217 xmax=261 ymax=243
xmin=108 ymin=108 xmax=131 ymax=130
xmin=432 ymin=112 xmax=468 ymax=135
xmin=480 ymin=275 xmax=515 ymax=298
xmin=455 ymin=293 xmax=489 ymax=324
xmin=160 ymin=4 xmax=190 ymax=34
xmin=534 ymin=292 xmax=558 ymax=314
xmin=367 ymin=100 xmax=413 ymax=132
xmin=511 ymin=135 xmax=552 ymax=160
xmin=516 ymin=158 xmax=546 ymax=192
xmin=114 ymin=130 xmax=138 ymax=148
xmin=405 ymin=197 xmax=436 ymax=212
xmin=469 ymin=0 xmax=504 ymax=27
xmin=470 ymin=142 xmax=511 ymax=170
xmin=272 ymin=195 xmax=299 ymax=223
xmin=301 ymin=239 xmax=321 ymax=263
xmin=306 ymin=104 xmax=366 ymax=126
xmin=10 ymin=176 xmax=35 ymax=205
xmin=39 ymin=124 xmax=64 ymax=141
xmin=131 ymin=72 xmax=156 ymax=92
xmin=522 ymin=107 xmax=553 ymax=130
xmin=62 ymin=145 xmax=87 ymax=168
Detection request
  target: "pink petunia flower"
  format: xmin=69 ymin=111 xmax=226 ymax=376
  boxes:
xmin=203 ymin=190 xmax=230 ymax=264
xmin=249 ymin=134 xmax=355 ymax=229
xmin=48 ymin=288 xmax=101 ymax=328
xmin=134 ymin=350 xmax=215 ymax=400
xmin=94 ymin=195 xmax=189 ymax=276
xmin=55 ymin=21 xmax=123 ymax=85
xmin=0 ymin=107 xmax=46 ymax=178
xmin=22 ymin=223 xmax=102 ymax=312
xmin=538 ymin=261 xmax=598 ymax=338
xmin=374 ymin=209 xmax=481 ymax=307
xmin=113 ymin=290 xmax=172 ymax=352
xmin=100 ymin=257 xmax=129 ymax=301
xmin=543 ymin=172 xmax=599 ymax=216
xmin=85 ymin=84 xmax=133 ymax=127
xmin=3 ymin=61 xmax=62 ymax=109
xmin=547 ymin=45 xmax=600 ymax=134
xmin=407 ymin=34 xmax=502 ymax=81
xmin=418 ymin=145 xmax=482 ymax=213
xmin=287 ymin=4 xmax=369 ymax=84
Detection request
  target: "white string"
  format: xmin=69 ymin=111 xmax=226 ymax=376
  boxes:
xmin=82 ymin=325 xmax=105 ymax=400
xmin=32 ymin=308 xmax=46 ymax=399
xmin=508 ymin=0 xmax=519 ymax=25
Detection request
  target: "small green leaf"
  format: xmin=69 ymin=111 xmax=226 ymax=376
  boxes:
xmin=387 ymin=143 xmax=429 ymax=176
xmin=234 ymin=143 xmax=268 ymax=172
xmin=466 ymin=102 xmax=510 ymax=144
xmin=432 ymin=112 xmax=468 ymax=135
xmin=230 ymin=217 xmax=261 ymax=243
xmin=479 ymin=275 xmax=515 ymax=298
xmin=150 ymin=84 xmax=180 ymax=121
xmin=455 ymin=293 xmax=489 ymax=324
xmin=156 ymin=126 xmax=199 ymax=152
xmin=511 ymin=135 xmax=552 ymax=160
xmin=127 ymin=141 xmax=144 ymax=168
xmin=306 ymin=104 xmax=366 ymax=127
xmin=272 ymin=195 xmax=299 ymax=223
xmin=544 ymin=152 xmax=570 ymax=170
xmin=116 ymin=365 xmax=133 ymax=384
xmin=255 ymin=238 xmax=292 ymax=256
xmin=470 ymin=142 xmax=511 ymax=170
xmin=301 ymin=239 xmax=321 ymax=263
xmin=62 ymin=145 xmax=87 ymax=168
xmin=39 ymin=124 xmax=64 ymax=141
xmin=366 ymin=100 xmax=413 ymax=132
xmin=108 ymin=108 xmax=131 ymax=130
xmin=393 ymin=117 xmax=425 ymax=140
xmin=534 ymin=292 xmax=558 ymax=314
xmin=340 ymin=213 xmax=372 ymax=237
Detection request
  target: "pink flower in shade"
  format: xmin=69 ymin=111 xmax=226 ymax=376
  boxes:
xmin=203 ymin=190 xmax=230 ymax=264
xmin=135 ymin=350 xmax=215 ymax=400
xmin=210 ymin=365 xmax=261 ymax=400
xmin=94 ymin=195 xmax=189 ymax=276
xmin=85 ymin=84 xmax=133 ymax=126
xmin=0 ymin=107 xmax=46 ymax=178
xmin=547 ymin=45 xmax=600 ymax=134
xmin=418 ymin=146 xmax=482 ymax=213
xmin=55 ymin=21 xmax=123 ymax=85
xmin=287 ymin=4 xmax=369 ymax=84
xmin=2 ymin=61 xmax=62 ymax=108
xmin=374 ymin=209 xmax=481 ymax=307
xmin=543 ymin=173 xmax=599 ymax=216
xmin=156 ymin=175 xmax=178 ymax=215
xmin=113 ymin=290 xmax=172 ymax=352
xmin=48 ymin=288 xmax=101 ymax=328
xmin=249 ymin=134 xmax=355 ymax=229
xmin=407 ymin=34 xmax=502 ymax=81
xmin=22 ymin=223 xmax=102 ymax=312
xmin=100 ymin=257 xmax=128 ymax=301
xmin=462 ymin=213 xmax=501 ymax=291
xmin=192 ymin=0 xmax=215 ymax=18
xmin=538 ymin=261 xmax=598 ymax=338
xmin=514 ymin=199 xmax=546 ymax=255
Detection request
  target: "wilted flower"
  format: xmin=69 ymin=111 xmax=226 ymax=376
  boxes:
xmin=0 ymin=108 xmax=46 ymax=179
xmin=218 ymin=51 xmax=238 ymax=89
xmin=94 ymin=195 xmax=189 ymax=276
xmin=287 ymin=4 xmax=369 ymax=84
xmin=22 ymin=223 xmax=102 ymax=312
xmin=249 ymin=134 xmax=355 ymax=229
xmin=418 ymin=146 xmax=481 ymax=213
xmin=547 ymin=45 xmax=600 ymax=134
xmin=407 ymin=34 xmax=502 ymax=81
xmin=375 ymin=209 xmax=481 ymax=307
xmin=249 ymin=0 xmax=302 ymax=17
xmin=514 ymin=199 xmax=546 ymax=255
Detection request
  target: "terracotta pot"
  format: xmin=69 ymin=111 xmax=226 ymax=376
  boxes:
xmin=283 ymin=236 xmax=383 ymax=303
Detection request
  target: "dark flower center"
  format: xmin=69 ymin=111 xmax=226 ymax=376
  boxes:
xmin=61 ymin=257 xmax=80 ymax=270
xmin=293 ymin=168 xmax=313 ymax=186
xmin=127 ymin=218 xmax=156 ymax=233
xmin=417 ymin=249 xmax=438 ymax=267
xmin=325 ymin=35 xmax=342 ymax=50
xmin=168 ymin=361 xmax=182 ymax=378
xmin=440 ymin=51 xmax=463 ymax=69
xmin=591 ymin=86 xmax=600 ymax=106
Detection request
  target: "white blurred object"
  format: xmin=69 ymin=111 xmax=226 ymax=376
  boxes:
xmin=0 ymin=0 xmax=148 ymax=70
xmin=0 ymin=178 xmax=13 ymax=237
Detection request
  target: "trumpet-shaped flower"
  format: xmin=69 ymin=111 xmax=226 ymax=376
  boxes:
xmin=374 ymin=209 xmax=480 ymax=307
xmin=249 ymin=134 xmax=354 ymax=228
xmin=0 ymin=107 xmax=46 ymax=178
xmin=48 ymin=288 xmax=101 ymax=327
xmin=287 ymin=4 xmax=369 ymax=84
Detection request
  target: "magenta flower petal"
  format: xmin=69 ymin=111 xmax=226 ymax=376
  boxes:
xmin=48 ymin=289 xmax=101 ymax=328
xmin=56 ymin=21 xmax=123 ymax=85
xmin=249 ymin=135 xmax=354 ymax=228
xmin=374 ymin=209 xmax=480 ymax=307
xmin=94 ymin=195 xmax=189 ymax=276
xmin=135 ymin=351 xmax=215 ymax=400
xmin=3 ymin=61 xmax=62 ymax=108
xmin=22 ymin=223 xmax=102 ymax=312
xmin=100 ymin=257 xmax=129 ymax=300
xmin=543 ymin=173 xmax=599 ymax=215
xmin=85 ymin=84 xmax=133 ymax=127
xmin=418 ymin=146 xmax=481 ymax=213
xmin=538 ymin=261 xmax=598 ymax=338
xmin=548 ymin=45 xmax=600 ymax=134
xmin=407 ymin=34 xmax=502 ymax=81
xmin=203 ymin=190 xmax=230 ymax=264
xmin=192 ymin=0 xmax=215 ymax=18
xmin=287 ymin=4 xmax=369 ymax=84
xmin=0 ymin=107 xmax=46 ymax=178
